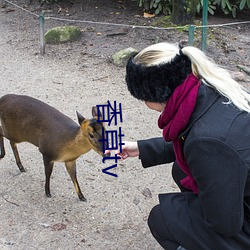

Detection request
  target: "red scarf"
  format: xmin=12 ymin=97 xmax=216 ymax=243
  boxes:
xmin=158 ymin=73 xmax=200 ymax=194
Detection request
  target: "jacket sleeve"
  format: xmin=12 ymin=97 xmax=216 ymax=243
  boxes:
xmin=185 ymin=136 xmax=249 ymax=237
xmin=137 ymin=137 xmax=175 ymax=168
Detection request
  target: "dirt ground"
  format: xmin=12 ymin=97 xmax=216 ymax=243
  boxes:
xmin=0 ymin=0 xmax=249 ymax=249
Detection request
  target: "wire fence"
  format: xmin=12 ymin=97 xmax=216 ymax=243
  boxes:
xmin=3 ymin=0 xmax=250 ymax=55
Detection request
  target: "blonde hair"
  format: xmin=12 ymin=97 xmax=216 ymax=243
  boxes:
xmin=134 ymin=42 xmax=250 ymax=113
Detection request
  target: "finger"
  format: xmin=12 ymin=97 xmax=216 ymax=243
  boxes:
xmin=105 ymin=149 xmax=123 ymax=157
xmin=104 ymin=149 xmax=112 ymax=154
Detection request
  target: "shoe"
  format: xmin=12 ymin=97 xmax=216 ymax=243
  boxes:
xmin=176 ymin=246 xmax=187 ymax=250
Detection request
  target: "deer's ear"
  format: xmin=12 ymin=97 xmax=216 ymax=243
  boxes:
xmin=76 ymin=111 xmax=85 ymax=125
xmin=92 ymin=106 xmax=102 ymax=120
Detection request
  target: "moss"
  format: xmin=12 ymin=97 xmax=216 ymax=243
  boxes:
xmin=112 ymin=48 xmax=138 ymax=67
xmin=152 ymin=16 xmax=197 ymax=32
xmin=152 ymin=16 xmax=172 ymax=27
xmin=45 ymin=26 xmax=82 ymax=44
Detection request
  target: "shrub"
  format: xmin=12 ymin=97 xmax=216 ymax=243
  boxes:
xmin=135 ymin=0 xmax=172 ymax=15
xmin=135 ymin=0 xmax=250 ymax=17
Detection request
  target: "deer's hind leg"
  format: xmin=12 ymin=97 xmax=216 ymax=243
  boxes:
xmin=65 ymin=161 xmax=86 ymax=202
xmin=0 ymin=126 xmax=5 ymax=159
xmin=10 ymin=141 xmax=26 ymax=172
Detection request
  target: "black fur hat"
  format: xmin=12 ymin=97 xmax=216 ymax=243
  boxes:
xmin=125 ymin=52 xmax=192 ymax=103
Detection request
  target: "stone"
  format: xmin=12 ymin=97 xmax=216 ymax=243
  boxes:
xmin=0 ymin=0 xmax=6 ymax=8
xmin=231 ymin=71 xmax=247 ymax=82
xmin=44 ymin=26 xmax=82 ymax=44
xmin=112 ymin=47 xmax=138 ymax=67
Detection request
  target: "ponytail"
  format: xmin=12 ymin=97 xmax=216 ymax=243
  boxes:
xmin=182 ymin=46 xmax=250 ymax=112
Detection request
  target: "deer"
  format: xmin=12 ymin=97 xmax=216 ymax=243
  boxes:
xmin=0 ymin=94 xmax=110 ymax=202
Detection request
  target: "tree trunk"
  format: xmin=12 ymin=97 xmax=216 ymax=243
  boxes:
xmin=171 ymin=0 xmax=198 ymax=25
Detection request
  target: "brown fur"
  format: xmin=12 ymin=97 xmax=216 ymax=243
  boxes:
xmin=0 ymin=94 xmax=108 ymax=201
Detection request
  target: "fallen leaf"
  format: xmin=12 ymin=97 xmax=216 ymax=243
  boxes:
xmin=142 ymin=187 xmax=152 ymax=198
xmin=51 ymin=223 xmax=67 ymax=231
xmin=143 ymin=12 xmax=155 ymax=18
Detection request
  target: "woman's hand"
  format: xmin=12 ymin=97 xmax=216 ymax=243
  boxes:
xmin=105 ymin=141 xmax=139 ymax=160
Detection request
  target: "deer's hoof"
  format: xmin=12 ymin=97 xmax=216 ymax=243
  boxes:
xmin=79 ymin=196 xmax=87 ymax=202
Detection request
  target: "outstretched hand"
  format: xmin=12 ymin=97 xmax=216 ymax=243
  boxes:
xmin=105 ymin=141 xmax=139 ymax=160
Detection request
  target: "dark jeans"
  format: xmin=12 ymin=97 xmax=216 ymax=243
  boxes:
xmin=148 ymin=162 xmax=188 ymax=250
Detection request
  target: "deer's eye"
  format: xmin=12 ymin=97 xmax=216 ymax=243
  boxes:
xmin=89 ymin=133 xmax=94 ymax=139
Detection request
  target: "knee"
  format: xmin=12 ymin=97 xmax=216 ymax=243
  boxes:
xmin=148 ymin=205 xmax=180 ymax=249
xmin=148 ymin=204 xmax=162 ymax=235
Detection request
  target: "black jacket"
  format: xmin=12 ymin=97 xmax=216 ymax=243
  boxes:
xmin=138 ymin=84 xmax=250 ymax=249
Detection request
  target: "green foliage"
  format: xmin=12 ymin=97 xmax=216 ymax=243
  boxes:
xmin=213 ymin=0 xmax=237 ymax=17
xmin=135 ymin=0 xmax=250 ymax=18
xmin=197 ymin=0 xmax=217 ymax=15
xmin=239 ymin=0 xmax=250 ymax=9
xmin=135 ymin=0 xmax=172 ymax=15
